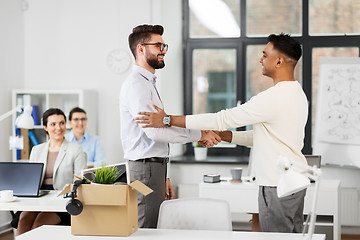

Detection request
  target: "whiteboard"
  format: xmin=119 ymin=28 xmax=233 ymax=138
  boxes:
xmin=313 ymin=57 xmax=360 ymax=167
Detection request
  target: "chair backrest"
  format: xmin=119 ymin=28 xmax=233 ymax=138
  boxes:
xmin=157 ymin=198 xmax=232 ymax=231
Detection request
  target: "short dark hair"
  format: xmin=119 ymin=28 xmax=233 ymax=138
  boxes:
xmin=128 ymin=24 xmax=164 ymax=59
xmin=267 ymin=33 xmax=302 ymax=61
xmin=69 ymin=107 xmax=86 ymax=121
xmin=42 ymin=108 xmax=66 ymax=126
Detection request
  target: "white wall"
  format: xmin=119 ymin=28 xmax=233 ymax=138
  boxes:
xmin=0 ymin=0 xmax=24 ymax=231
xmin=22 ymin=0 xmax=181 ymax=164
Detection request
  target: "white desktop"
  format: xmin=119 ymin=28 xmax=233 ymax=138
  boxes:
xmin=16 ymin=225 xmax=326 ymax=240
xmin=0 ymin=190 xmax=327 ymax=240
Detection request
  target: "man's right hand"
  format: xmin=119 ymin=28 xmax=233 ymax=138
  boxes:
xmin=213 ymin=130 xmax=232 ymax=143
xmin=199 ymin=130 xmax=221 ymax=147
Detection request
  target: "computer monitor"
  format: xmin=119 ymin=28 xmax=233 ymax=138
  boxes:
xmin=305 ymin=155 xmax=321 ymax=168
xmin=81 ymin=162 xmax=130 ymax=184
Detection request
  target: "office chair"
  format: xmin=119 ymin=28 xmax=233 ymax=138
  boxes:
xmin=157 ymin=198 xmax=232 ymax=231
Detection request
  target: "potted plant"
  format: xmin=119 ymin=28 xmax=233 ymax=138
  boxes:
xmin=93 ymin=164 xmax=121 ymax=184
xmin=193 ymin=142 xmax=207 ymax=161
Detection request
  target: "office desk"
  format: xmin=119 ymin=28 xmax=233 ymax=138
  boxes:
xmin=16 ymin=225 xmax=326 ymax=240
xmin=199 ymin=179 xmax=340 ymax=240
xmin=0 ymin=191 xmax=67 ymax=212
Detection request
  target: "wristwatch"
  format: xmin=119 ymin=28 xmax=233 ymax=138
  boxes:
xmin=163 ymin=115 xmax=171 ymax=127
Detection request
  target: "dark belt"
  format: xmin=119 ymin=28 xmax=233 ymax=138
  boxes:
xmin=132 ymin=157 xmax=169 ymax=164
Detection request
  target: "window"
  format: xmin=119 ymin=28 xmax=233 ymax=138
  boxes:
xmin=309 ymin=0 xmax=360 ymax=35
xmin=192 ymin=49 xmax=237 ymax=114
xmin=184 ymin=0 xmax=360 ymax=159
xmin=246 ymin=0 xmax=302 ymax=37
xmin=189 ymin=0 xmax=240 ymax=38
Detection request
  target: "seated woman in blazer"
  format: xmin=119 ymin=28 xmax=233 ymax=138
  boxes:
xmin=17 ymin=108 xmax=87 ymax=236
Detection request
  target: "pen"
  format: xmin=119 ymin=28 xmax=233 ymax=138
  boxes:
xmin=74 ymin=174 xmax=82 ymax=180
xmin=74 ymin=174 xmax=92 ymax=183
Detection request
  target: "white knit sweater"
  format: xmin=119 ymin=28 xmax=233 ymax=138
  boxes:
xmin=186 ymin=81 xmax=308 ymax=186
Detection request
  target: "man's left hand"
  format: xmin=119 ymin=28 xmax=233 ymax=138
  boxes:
xmin=165 ymin=178 xmax=175 ymax=200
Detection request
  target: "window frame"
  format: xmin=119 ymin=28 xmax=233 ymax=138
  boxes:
xmin=183 ymin=0 xmax=360 ymax=159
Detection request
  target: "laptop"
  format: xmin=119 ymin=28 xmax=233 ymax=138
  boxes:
xmin=305 ymin=155 xmax=321 ymax=183
xmin=0 ymin=162 xmax=49 ymax=197
xmin=82 ymin=162 xmax=130 ymax=184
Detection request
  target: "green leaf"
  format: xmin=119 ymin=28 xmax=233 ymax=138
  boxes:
xmin=94 ymin=164 xmax=120 ymax=184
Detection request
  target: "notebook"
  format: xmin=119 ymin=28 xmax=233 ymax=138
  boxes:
xmin=82 ymin=162 xmax=130 ymax=184
xmin=0 ymin=162 xmax=49 ymax=197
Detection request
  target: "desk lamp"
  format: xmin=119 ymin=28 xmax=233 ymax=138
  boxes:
xmin=0 ymin=105 xmax=35 ymax=150
xmin=277 ymin=156 xmax=322 ymax=240
xmin=0 ymin=105 xmax=35 ymax=129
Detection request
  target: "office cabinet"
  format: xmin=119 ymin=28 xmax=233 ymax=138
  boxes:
xmin=12 ymin=89 xmax=97 ymax=161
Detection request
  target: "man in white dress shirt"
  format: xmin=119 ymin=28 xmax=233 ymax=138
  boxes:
xmin=135 ymin=33 xmax=308 ymax=233
xmin=119 ymin=24 xmax=220 ymax=228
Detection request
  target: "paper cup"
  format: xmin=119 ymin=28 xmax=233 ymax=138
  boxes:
xmin=231 ymin=168 xmax=243 ymax=181
xmin=0 ymin=190 xmax=14 ymax=201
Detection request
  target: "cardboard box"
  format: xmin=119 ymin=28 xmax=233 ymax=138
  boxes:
xmin=59 ymin=180 xmax=152 ymax=237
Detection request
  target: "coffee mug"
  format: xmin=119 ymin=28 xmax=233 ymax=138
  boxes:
xmin=0 ymin=190 xmax=14 ymax=202
xmin=231 ymin=168 xmax=243 ymax=181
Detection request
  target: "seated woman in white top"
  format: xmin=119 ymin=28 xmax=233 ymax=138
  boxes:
xmin=65 ymin=107 xmax=106 ymax=168
xmin=17 ymin=108 xmax=86 ymax=236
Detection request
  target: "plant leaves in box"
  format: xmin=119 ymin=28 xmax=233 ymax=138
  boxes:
xmin=94 ymin=164 xmax=121 ymax=184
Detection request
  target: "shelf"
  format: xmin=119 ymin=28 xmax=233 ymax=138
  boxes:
xmin=11 ymin=89 xmax=98 ymax=161
xmin=13 ymin=159 xmax=30 ymax=163
xmin=304 ymin=215 xmax=334 ymax=227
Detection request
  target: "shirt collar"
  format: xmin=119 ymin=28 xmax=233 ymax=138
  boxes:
xmin=69 ymin=130 xmax=88 ymax=141
xmin=83 ymin=131 xmax=89 ymax=140
xmin=133 ymin=65 xmax=157 ymax=84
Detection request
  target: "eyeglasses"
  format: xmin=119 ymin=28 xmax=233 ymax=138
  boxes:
xmin=72 ymin=118 xmax=87 ymax=122
xmin=142 ymin=42 xmax=168 ymax=52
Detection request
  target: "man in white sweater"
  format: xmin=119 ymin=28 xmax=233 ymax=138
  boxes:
xmin=135 ymin=33 xmax=308 ymax=233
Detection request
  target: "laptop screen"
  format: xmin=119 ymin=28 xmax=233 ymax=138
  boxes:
xmin=0 ymin=162 xmax=44 ymax=197
xmin=305 ymin=155 xmax=321 ymax=168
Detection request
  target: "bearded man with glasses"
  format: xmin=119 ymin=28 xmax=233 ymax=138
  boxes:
xmin=119 ymin=24 xmax=220 ymax=228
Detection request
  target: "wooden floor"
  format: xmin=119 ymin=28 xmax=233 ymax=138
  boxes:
xmin=0 ymin=231 xmax=14 ymax=240
xmin=342 ymin=235 xmax=360 ymax=240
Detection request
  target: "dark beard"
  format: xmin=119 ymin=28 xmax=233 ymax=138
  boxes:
xmin=147 ymin=56 xmax=165 ymax=69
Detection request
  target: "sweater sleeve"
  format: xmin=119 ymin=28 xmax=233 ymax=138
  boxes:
xmin=186 ymin=89 xmax=275 ymax=130
xmin=231 ymin=130 xmax=253 ymax=147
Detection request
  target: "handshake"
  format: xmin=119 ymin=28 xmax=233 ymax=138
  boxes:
xmin=198 ymin=130 xmax=223 ymax=148
xmin=134 ymin=104 xmax=231 ymax=147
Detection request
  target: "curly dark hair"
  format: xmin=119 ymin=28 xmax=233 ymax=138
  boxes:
xmin=267 ymin=33 xmax=302 ymax=61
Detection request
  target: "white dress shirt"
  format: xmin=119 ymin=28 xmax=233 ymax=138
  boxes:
xmin=120 ymin=65 xmax=201 ymax=160
xmin=186 ymin=81 xmax=308 ymax=186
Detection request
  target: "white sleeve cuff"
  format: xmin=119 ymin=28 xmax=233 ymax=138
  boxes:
xmin=231 ymin=130 xmax=254 ymax=147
